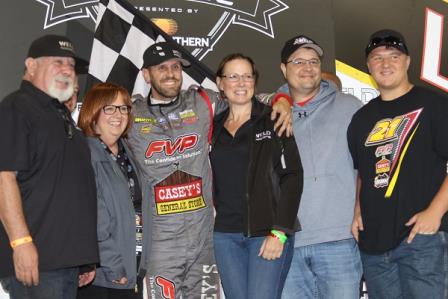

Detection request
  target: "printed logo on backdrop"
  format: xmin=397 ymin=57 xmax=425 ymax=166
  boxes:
xmin=137 ymin=0 xmax=289 ymax=60
xmin=36 ymin=0 xmax=99 ymax=29
xmin=36 ymin=0 xmax=288 ymax=60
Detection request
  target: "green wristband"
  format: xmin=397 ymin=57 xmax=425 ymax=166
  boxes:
xmin=270 ymin=229 xmax=288 ymax=244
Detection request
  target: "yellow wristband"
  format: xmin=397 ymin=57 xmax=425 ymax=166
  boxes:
xmin=10 ymin=236 xmax=33 ymax=248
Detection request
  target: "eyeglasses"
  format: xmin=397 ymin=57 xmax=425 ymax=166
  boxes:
xmin=366 ymin=36 xmax=408 ymax=55
xmin=102 ymin=105 xmax=131 ymax=115
xmin=221 ymin=73 xmax=255 ymax=82
xmin=286 ymin=58 xmax=320 ymax=67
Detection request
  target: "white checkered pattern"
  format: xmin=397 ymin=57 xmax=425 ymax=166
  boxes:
xmin=87 ymin=0 xmax=216 ymax=97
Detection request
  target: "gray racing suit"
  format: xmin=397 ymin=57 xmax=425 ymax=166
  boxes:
xmin=127 ymin=86 xmax=226 ymax=299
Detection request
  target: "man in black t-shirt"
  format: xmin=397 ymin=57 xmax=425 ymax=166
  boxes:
xmin=347 ymin=29 xmax=448 ymax=298
xmin=0 ymin=35 xmax=98 ymax=299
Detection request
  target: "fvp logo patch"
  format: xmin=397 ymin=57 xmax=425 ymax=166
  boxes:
xmin=145 ymin=134 xmax=199 ymax=158
xmin=156 ymin=276 xmax=175 ymax=299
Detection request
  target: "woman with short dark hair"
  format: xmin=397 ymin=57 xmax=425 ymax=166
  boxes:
xmin=77 ymin=83 xmax=149 ymax=299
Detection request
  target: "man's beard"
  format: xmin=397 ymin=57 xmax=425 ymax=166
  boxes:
xmin=48 ymin=75 xmax=74 ymax=103
xmin=150 ymin=77 xmax=182 ymax=100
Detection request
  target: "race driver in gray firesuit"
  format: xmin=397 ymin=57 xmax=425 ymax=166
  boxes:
xmin=127 ymin=42 xmax=291 ymax=299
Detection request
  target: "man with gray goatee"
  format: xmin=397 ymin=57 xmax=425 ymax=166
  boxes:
xmin=0 ymin=35 xmax=98 ymax=299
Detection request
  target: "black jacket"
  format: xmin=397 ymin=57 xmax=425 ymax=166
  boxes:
xmin=212 ymin=99 xmax=303 ymax=236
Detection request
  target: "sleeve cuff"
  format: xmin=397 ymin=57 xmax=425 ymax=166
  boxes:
xmin=272 ymin=93 xmax=293 ymax=107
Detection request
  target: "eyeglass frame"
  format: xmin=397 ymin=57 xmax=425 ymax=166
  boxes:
xmin=286 ymin=58 xmax=321 ymax=67
xmin=220 ymin=73 xmax=256 ymax=82
xmin=102 ymin=105 xmax=132 ymax=115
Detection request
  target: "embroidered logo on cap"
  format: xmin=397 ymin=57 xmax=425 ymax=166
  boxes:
xmin=59 ymin=40 xmax=74 ymax=52
xmin=153 ymin=46 xmax=167 ymax=56
xmin=172 ymin=50 xmax=182 ymax=59
xmin=294 ymin=37 xmax=312 ymax=45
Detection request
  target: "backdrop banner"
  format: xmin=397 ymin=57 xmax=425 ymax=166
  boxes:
xmin=1 ymin=1 xmax=447 ymax=299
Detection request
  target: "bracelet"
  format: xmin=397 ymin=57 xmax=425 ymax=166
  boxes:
xmin=10 ymin=236 xmax=33 ymax=248
xmin=270 ymin=230 xmax=288 ymax=244
xmin=271 ymin=93 xmax=293 ymax=107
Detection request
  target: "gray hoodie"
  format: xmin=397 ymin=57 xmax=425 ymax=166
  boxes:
xmin=282 ymin=80 xmax=362 ymax=247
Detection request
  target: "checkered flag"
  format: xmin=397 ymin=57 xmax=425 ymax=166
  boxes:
xmin=87 ymin=0 xmax=217 ymax=97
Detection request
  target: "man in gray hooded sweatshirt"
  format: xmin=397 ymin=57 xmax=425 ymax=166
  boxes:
xmin=279 ymin=35 xmax=363 ymax=299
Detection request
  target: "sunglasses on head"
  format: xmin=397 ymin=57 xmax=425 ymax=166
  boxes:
xmin=366 ymin=36 xmax=408 ymax=55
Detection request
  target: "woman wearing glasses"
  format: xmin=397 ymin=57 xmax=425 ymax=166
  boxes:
xmin=77 ymin=83 xmax=148 ymax=299
xmin=210 ymin=53 xmax=303 ymax=299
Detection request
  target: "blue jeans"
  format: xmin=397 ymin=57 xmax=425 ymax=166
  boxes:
xmin=0 ymin=267 xmax=79 ymax=299
xmin=213 ymin=232 xmax=294 ymax=299
xmin=361 ymin=232 xmax=448 ymax=299
xmin=282 ymin=238 xmax=362 ymax=299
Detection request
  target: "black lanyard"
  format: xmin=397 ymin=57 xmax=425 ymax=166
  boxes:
xmin=99 ymin=139 xmax=142 ymax=207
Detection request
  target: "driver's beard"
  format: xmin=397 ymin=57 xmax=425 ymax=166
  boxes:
xmin=48 ymin=75 xmax=74 ymax=103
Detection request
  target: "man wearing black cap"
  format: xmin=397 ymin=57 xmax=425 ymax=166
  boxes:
xmin=277 ymin=35 xmax=363 ymax=299
xmin=348 ymin=29 xmax=448 ymax=298
xmin=127 ymin=41 xmax=292 ymax=298
xmin=0 ymin=35 xmax=98 ymax=298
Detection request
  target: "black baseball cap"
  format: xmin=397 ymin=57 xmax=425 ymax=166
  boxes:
xmin=365 ymin=29 xmax=409 ymax=57
xmin=27 ymin=35 xmax=89 ymax=73
xmin=142 ymin=42 xmax=190 ymax=68
xmin=281 ymin=35 xmax=323 ymax=63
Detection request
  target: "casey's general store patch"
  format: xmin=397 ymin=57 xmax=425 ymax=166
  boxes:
xmin=154 ymin=179 xmax=205 ymax=215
